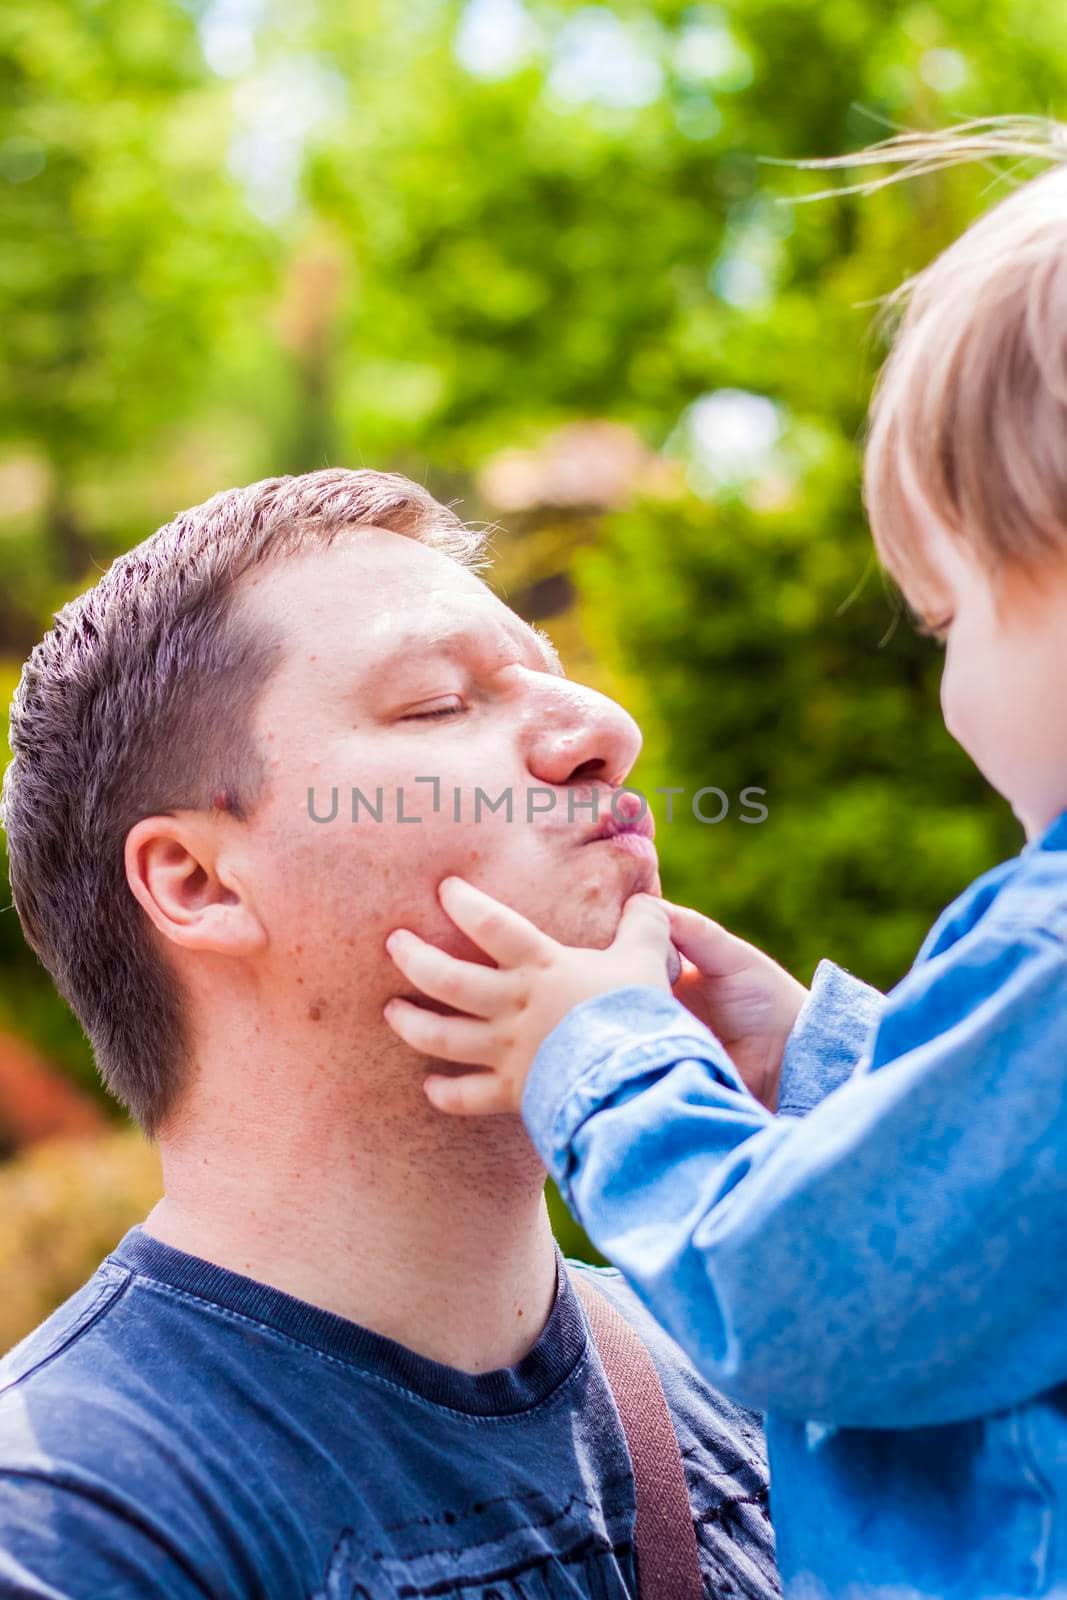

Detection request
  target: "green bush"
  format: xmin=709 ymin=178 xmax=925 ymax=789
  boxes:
xmin=0 ymin=1132 xmax=161 ymax=1355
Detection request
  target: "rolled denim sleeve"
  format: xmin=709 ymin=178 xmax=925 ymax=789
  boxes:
xmin=523 ymin=928 xmax=1067 ymax=1429
xmin=776 ymin=959 xmax=884 ymax=1115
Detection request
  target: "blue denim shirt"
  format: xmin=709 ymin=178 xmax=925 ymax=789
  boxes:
xmin=523 ymin=809 xmax=1067 ymax=1599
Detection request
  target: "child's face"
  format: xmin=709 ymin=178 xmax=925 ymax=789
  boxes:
xmin=898 ymin=523 xmax=1067 ymax=840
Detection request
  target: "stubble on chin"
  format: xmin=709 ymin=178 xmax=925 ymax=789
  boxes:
xmin=521 ymin=850 xmax=659 ymax=952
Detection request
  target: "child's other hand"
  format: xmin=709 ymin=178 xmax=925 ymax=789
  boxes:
xmin=666 ymin=903 xmax=808 ymax=1111
xmin=384 ymin=877 xmax=676 ymax=1116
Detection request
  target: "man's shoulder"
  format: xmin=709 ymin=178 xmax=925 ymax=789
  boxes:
xmin=0 ymin=1251 xmax=312 ymax=1598
xmin=0 ymin=1256 xmax=181 ymax=1503
xmin=0 ymin=1246 xmax=251 ymax=1465
xmin=567 ymin=1259 xmax=777 ymax=1593
xmin=566 ymin=1258 xmax=768 ymax=1473
xmin=0 ymin=1253 xmax=248 ymax=1600
xmin=567 ymin=1257 xmax=757 ymax=1417
xmin=0 ymin=1260 xmax=130 ymax=1412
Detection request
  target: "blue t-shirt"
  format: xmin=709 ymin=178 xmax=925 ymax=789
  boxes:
xmin=0 ymin=1226 xmax=778 ymax=1598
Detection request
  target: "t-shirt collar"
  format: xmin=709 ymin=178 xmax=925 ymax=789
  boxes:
xmin=109 ymin=1225 xmax=590 ymax=1417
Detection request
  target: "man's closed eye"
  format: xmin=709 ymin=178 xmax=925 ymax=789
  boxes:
xmin=403 ymin=700 xmax=466 ymax=721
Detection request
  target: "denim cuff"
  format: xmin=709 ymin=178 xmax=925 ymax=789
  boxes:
xmin=521 ymin=986 xmax=737 ymax=1200
xmin=777 ymin=959 xmax=883 ymax=1116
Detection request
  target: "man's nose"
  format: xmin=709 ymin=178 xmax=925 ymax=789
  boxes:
xmin=523 ymin=677 xmax=643 ymax=790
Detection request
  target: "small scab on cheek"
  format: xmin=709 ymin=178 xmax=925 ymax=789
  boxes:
xmin=308 ymin=1002 xmax=324 ymax=1022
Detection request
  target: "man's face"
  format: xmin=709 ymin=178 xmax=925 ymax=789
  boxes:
xmin=233 ymin=530 xmax=659 ymax=1055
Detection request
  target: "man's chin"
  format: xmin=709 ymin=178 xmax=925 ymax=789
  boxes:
xmin=593 ymin=845 xmax=663 ymax=914
xmin=527 ymin=857 xmax=663 ymax=951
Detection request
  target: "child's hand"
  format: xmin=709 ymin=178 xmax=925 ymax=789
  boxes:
xmin=383 ymin=877 xmax=677 ymax=1116
xmin=666 ymin=902 xmax=808 ymax=1110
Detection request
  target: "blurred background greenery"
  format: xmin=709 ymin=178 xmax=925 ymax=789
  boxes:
xmin=0 ymin=0 xmax=1057 ymax=1348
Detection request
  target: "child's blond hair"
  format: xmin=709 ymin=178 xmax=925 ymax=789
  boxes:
xmin=802 ymin=119 xmax=1067 ymax=589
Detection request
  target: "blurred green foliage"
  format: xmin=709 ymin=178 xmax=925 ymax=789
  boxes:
xmin=0 ymin=1131 xmax=161 ymax=1352
xmin=0 ymin=0 xmax=1057 ymax=1271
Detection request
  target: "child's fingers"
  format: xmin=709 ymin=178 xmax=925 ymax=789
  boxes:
xmin=662 ymin=901 xmax=747 ymax=978
xmin=383 ymin=996 xmax=496 ymax=1064
xmin=423 ymin=1070 xmax=514 ymax=1117
xmin=612 ymin=893 xmax=674 ymax=966
xmin=385 ymin=928 xmax=510 ymax=1018
xmin=438 ymin=876 xmax=552 ymax=968
xmin=672 ymin=953 xmax=701 ymax=987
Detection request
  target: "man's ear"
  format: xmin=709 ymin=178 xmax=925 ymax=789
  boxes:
xmin=124 ymin=814 xmax=267 ymax=957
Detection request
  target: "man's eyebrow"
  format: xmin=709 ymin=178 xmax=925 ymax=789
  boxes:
xmin=356 ymin=617 xmax=564 ymax=693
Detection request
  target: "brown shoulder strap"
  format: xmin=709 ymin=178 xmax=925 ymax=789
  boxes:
xmin=573 ymin=1271 xmax=705 ymax=1600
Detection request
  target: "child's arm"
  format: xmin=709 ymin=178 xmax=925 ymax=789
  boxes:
xmin=384 ymin=880 xmax=1067 ymax=1429
xmin=526 ymin=923 xmax=1067 ymax=1429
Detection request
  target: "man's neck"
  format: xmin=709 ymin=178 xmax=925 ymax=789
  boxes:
xmin=144 ymin=1063 xmax=559 ymax=1373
